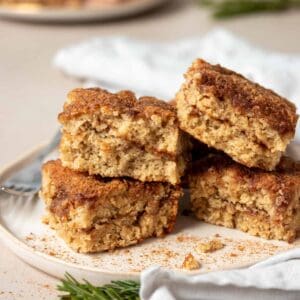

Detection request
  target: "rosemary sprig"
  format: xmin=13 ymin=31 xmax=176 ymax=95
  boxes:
xmin=198 ymin=0 xmax=300 ymax=18
xmin=58 ymin=273 xmax=140 ymax=300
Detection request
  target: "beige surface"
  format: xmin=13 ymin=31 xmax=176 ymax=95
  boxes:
xmin=0 ymin=0 xmax=299 ymax=298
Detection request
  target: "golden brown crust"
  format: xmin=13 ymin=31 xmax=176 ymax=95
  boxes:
xmin=185 ymin=59 xmax=298 ymax=135
xmin=41 ymin=160 xmax=181 ymax=252
xmin=42 ymin=159 xmax=182 ymax=219
xmin=58 ymin=88 xmax=176 ymax=123
xmin=190 ymin=154 xmax=300 ymax=211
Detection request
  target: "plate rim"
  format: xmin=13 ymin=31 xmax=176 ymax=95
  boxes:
xmin=0 ymin=0 xmax=169 ymax=22
xmin=0 ymin=145 xmax=211 ymax=278
xmin=0 ymin=143 xmax=296 ymax=280
xmin=0 ymin=144 xmax=142 ymax=277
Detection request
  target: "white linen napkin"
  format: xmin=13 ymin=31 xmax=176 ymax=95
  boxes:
xmin=140 ymin=248 xmax=300 ymax=300
xmin=54 ymin=29 xmax=300 ymax=299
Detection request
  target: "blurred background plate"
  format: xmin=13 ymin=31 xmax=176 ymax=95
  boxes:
xmin=0 ymin=0 xmax=169 ymax=22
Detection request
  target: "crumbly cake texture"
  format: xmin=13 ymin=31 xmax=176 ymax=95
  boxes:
xmin=181 ymin=253 xmax=200 ymax=270
xmin=189 ymin=154 xmax=300 ymax=242
xmin=176 ymin=59 xmax=298 ymax=170
xmin=41 ymin=160 xmax=182 ymax=253
xmin=59 ymin=88 xmax=190 ymax=185
xmin=196 ymin=239 xmax=224 ymax=253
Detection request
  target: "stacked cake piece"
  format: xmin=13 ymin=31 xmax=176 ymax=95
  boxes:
xmin=176 ymin=59 xmax=297 ymax=170
xmin=188 ymin=155 xmax=300 ymax=242
xmin=176 ymin=59 xmax=300 ymax=242
xmin=58 ymin=88 xmax=188 ymax=184
xmin=41 ymin=88 xmax=188 ymax=253
xmin=41 ymin=59 xmax=299 ymax=251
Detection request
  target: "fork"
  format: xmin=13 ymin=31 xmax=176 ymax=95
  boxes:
xmin=0 ymin=131 xmax=61 ymax=197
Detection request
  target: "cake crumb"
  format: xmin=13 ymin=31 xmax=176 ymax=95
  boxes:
xmin=176 ymin=235 xmax=185 ymax=242
xmin=196 ymin=239 xmax=224 ymax=253
xmin=42 ymin=216 xmax=49 ymax=225
xmin=230 ymin=253 xmax=238 ymax=257
xmin=43 ymin=284 xmax=50 ymax=289
xmin=237 ymin=245 xmax=245 ymax=251
xmin=181 ymin=253 xmax=200 ymax=270
xmin=48 ymin=251 xmax=56 ymax=256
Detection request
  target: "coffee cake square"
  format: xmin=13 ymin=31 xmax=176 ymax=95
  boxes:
xmin=188 ymin=154 xmax=300 ymax=242
xmin=176 ymin=59 xmax=298 ymax=170
xmin=41 ymin=160 xmax=181 ymax=253
xmin=59 ymin=88 xmax=190 ymax=184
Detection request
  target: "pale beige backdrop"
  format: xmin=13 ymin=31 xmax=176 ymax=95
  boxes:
xmin=0 ymin=0 xmax=300 ymax=298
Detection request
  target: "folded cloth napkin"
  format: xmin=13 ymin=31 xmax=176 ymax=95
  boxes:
xmin=54 ymin=29 xmax=300 ymax=299
xmin=140 ymin=248 xmax=300 ymax=300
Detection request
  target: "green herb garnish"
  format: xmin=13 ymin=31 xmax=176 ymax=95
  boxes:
xmin=58 ymin=273 xmax=140 ymax=300
xmin=198 ymin=0 xmax=300 ymax=18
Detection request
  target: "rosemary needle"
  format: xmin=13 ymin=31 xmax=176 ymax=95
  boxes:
xmin=58 ymin=273 xmax=140 ymax=300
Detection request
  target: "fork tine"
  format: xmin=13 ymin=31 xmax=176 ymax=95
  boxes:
xmin=0 ymin=185 xmax=38 ymax=197
xmin=2 ymin=183 xmax=29 ymax=192
xmin=4 ymin=183 xmax=15 ymax=189
xmin=0 ymin=131 xmax=60 ymax=198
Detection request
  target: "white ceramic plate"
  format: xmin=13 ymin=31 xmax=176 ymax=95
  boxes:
xmin=0 ymin=143 xmax=299 ymax=285
xmin=0 ymin=0 xmax=167 ymax=22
